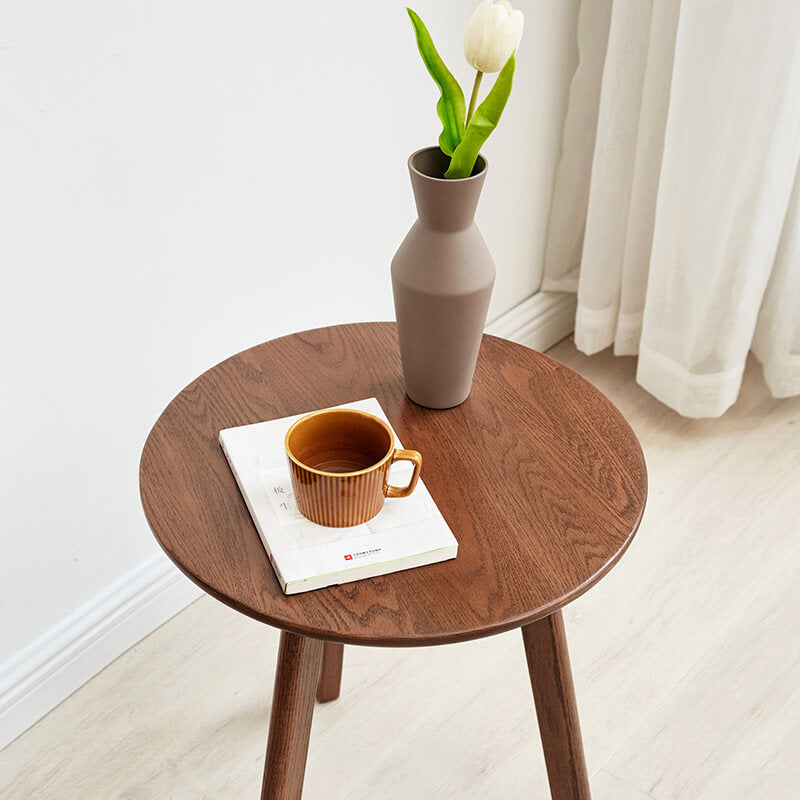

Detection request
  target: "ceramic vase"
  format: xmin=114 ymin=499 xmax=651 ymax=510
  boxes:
xmin=391 ymin=146 xmax=495 ymax=409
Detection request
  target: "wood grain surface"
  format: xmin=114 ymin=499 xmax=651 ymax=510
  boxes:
xmin=316 ymin=642 xmax=344 ymax=703
xmin=261 ymin=632 xmax=323 ymax=800
xmin=522 ymin=611 xmax=591 ymax=799
xmin=139 ymin=323 xmax=647 ymax=646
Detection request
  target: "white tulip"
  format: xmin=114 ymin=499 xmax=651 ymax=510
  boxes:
xmin=463 ymin=0 xmax=524 ymax=74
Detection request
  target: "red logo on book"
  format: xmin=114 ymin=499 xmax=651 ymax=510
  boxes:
xmin=344 ymin=554 xmax=353 ymax=561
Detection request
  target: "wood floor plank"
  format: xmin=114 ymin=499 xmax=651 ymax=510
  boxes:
xmin=604 ymin=558 xmax=800 ymax=799
xmin=593 ymin=771 xmax=656 ymax=800
xmin=695 ymin=679 xmax=800 ymax=800
xmin=305 ymin=633 xmax=523 ymax=799
xmin=341 ymin=631 xmax=548 ymax=799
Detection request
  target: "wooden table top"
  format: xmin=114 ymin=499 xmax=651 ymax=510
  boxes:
xmin=140 ymin=323 xmax=647 ymax=647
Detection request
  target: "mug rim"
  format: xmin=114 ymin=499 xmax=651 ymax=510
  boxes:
xmin=284 ymin=408 xmax=396 ymax=478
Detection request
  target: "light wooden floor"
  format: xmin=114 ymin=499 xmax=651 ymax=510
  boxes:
xmin=2 ymin=340 xmax=799 ymax=799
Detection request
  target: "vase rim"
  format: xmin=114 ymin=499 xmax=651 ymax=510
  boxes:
xmin=408 ymin=146 xmax=488 ymax=183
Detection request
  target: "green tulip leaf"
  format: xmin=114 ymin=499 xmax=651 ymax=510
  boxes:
xmin=445 ymin=52 xmax=516 ymax=179
xmin=407 ymin=7 xmax=466 ymax=157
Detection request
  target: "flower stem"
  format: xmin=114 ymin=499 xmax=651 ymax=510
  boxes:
xmin=466 ymin=70 xmax=483 ymax=125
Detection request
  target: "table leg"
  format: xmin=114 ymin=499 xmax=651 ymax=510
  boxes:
xmin=521 ymin=610 xmax=591 ymax=800
xmin=316 ymin=642 xmax=344 ymax=703
xmin=262 ymin=631 xmax=324 ymax=800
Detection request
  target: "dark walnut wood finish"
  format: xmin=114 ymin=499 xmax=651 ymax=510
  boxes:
xmin=262 ymin=632 xmax=322 ymax=800
xmin=523 ymin=611 xmax=591 ymax=800
xmin=140 ymin=322 xmax=646 ymax=646
xmin=139 ymin=322 xmax=647 ymax=799
xmin=316 ymin=642 xmax=344 ymax=703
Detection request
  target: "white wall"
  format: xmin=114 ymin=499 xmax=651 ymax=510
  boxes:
xmin=0 ymin=0 xmax=577 ymax=732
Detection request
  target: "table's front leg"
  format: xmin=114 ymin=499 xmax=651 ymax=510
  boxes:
xmin=262 ymin=631 xmax=324 ymax=800
xmin=521 ymin=610 xmax=591 ymax=800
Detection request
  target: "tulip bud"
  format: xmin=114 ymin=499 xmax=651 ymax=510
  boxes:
xmin=463 ymin=0 xmax=524 ymax=74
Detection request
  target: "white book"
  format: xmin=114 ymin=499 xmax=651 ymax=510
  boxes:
xmin=219 ymin=397 xmax=458 ymax=594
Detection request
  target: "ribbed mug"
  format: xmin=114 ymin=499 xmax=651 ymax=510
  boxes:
xmin=285 ymin=409 xmax=422 ymax=527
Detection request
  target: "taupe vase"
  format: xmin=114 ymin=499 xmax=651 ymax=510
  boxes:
xmin=391 ymin=146 xmax=495 ymax=409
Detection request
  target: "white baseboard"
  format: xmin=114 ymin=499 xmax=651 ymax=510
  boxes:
xmin=0 ymin=553 xmax=202 ymax=752
xmin=486 ymin=291 xmax=576 ymax=352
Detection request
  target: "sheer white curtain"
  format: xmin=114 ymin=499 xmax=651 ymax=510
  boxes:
xmin=542 ymin=0 xmax=800 ymax=417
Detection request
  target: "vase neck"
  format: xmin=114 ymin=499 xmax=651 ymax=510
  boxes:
xmin=408 ymin=147 xmax=487 ymax=232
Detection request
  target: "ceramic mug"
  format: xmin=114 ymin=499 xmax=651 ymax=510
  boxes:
xmin=284 ymin=408 xmax=422 ymax=527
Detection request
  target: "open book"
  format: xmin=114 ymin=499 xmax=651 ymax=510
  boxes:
xmin=219 ymin=398 xmax=458 ymax=594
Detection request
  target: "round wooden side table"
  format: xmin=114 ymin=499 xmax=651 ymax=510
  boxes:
xmin=139 ymin=322 xmax=647 ymax=800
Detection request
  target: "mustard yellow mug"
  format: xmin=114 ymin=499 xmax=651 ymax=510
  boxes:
xmin=284 ymin=408 xmax=422 ymax=527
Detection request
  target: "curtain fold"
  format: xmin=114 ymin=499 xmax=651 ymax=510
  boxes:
xmin=543 ymin=0 xmax=800 ymax=417
xmin=752 ymin=158 xmax=800 ymax=399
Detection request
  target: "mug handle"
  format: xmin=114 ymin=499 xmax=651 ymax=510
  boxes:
xmin=385 ymin=449 xmax=422 ymax=499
